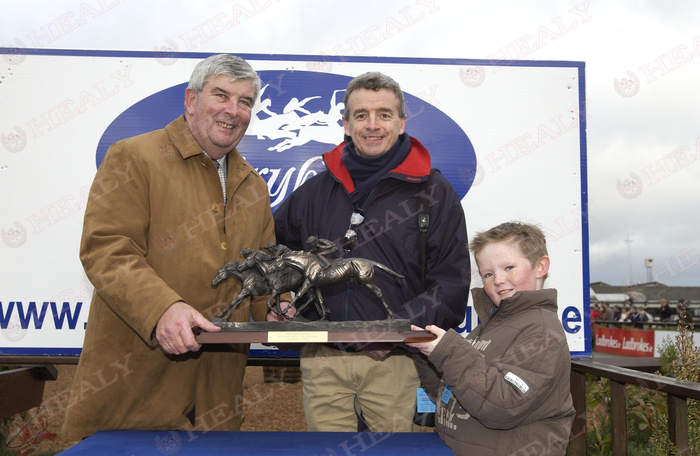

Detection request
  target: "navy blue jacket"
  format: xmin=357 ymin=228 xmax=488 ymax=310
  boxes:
xmin=273 ymin=136 xmax=470 ymax=329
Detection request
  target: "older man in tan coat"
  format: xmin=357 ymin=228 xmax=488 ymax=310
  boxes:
xmin=62 ymin=54 xmax=275 ymax=439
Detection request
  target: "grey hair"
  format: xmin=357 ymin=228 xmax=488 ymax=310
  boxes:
xmin=343 ymin=72 xmax=406 ymax=120
xmin=188 ymin=54 xmax=261 ymax=101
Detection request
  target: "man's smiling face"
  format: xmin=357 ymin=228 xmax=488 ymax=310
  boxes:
xmin=185 ymin=74 xmax=256 ymax=159
xmin=342 ymin=88 xmax=406 ymax=158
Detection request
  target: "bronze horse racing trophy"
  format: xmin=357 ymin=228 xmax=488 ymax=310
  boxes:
xmin=196 ymin=237 xmax=435 ymax=344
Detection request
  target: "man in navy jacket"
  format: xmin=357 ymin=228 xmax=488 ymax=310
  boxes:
xmin=273 ymin=72 xmax=470 ymax=432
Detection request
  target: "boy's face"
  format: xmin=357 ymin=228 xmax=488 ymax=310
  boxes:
xmin=475 ymin=240 xmax=549 ymax=307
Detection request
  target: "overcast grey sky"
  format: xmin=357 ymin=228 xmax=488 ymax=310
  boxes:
xmin=2 ymin=0 xmax=699 ymax=287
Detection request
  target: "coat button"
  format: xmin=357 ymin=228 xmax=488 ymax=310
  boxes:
xmin=221 ymin=242 xmax=228 ymax=251
xmin=212 ymin=203 xmax=220 ymax=212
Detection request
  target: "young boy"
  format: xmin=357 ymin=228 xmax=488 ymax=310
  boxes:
xmin=408 ymin=222 xmax=575 ymax=456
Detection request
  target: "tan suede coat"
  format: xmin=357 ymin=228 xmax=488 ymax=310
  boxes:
xmin=62 ymin=116 xmax=274 ymax=439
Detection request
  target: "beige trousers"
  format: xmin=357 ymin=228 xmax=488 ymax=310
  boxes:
xmin=300 ymin=344 xmax=420 ymax=432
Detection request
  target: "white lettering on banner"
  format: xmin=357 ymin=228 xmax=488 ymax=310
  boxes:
xmin=595 ymin=333 xmax=654 ymax=354
xmin=255 ymin=156 xmax=324 ymax=208
xmin=594 ymin=334 xmax=621 ymax=349
xmin=621 ymin=338 xmax=654 ymax=353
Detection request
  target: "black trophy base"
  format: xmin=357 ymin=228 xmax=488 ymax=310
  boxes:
xmin=195 ymin=319 xmax=436 ymax=344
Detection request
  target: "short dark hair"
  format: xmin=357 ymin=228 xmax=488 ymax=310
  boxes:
xmin=343 ymin=72 xmax=406 ymax=120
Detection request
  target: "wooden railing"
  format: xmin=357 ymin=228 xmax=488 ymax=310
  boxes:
xmin=593 ymin=320 xmax=687 ymax=329
xmin=568 ymin=359 xmax=700 ymax=456
xmin=0 ymin=365 xmax=58 ymax=419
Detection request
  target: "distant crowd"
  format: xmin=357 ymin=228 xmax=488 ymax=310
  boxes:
xmin=591 ymin=298 xmax=694 ymax=328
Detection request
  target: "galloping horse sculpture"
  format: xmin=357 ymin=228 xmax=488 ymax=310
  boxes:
xmin=211 ymin=240 xmax=404 ymax=322
xmin=211 ymin=260 xmax=323 ymax=322
xmin=276 ymin=254 xmax=402 ymax=320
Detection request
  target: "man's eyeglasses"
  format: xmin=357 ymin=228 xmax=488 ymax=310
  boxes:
xmin=342 ymin=209 xmax=365 ymax=251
